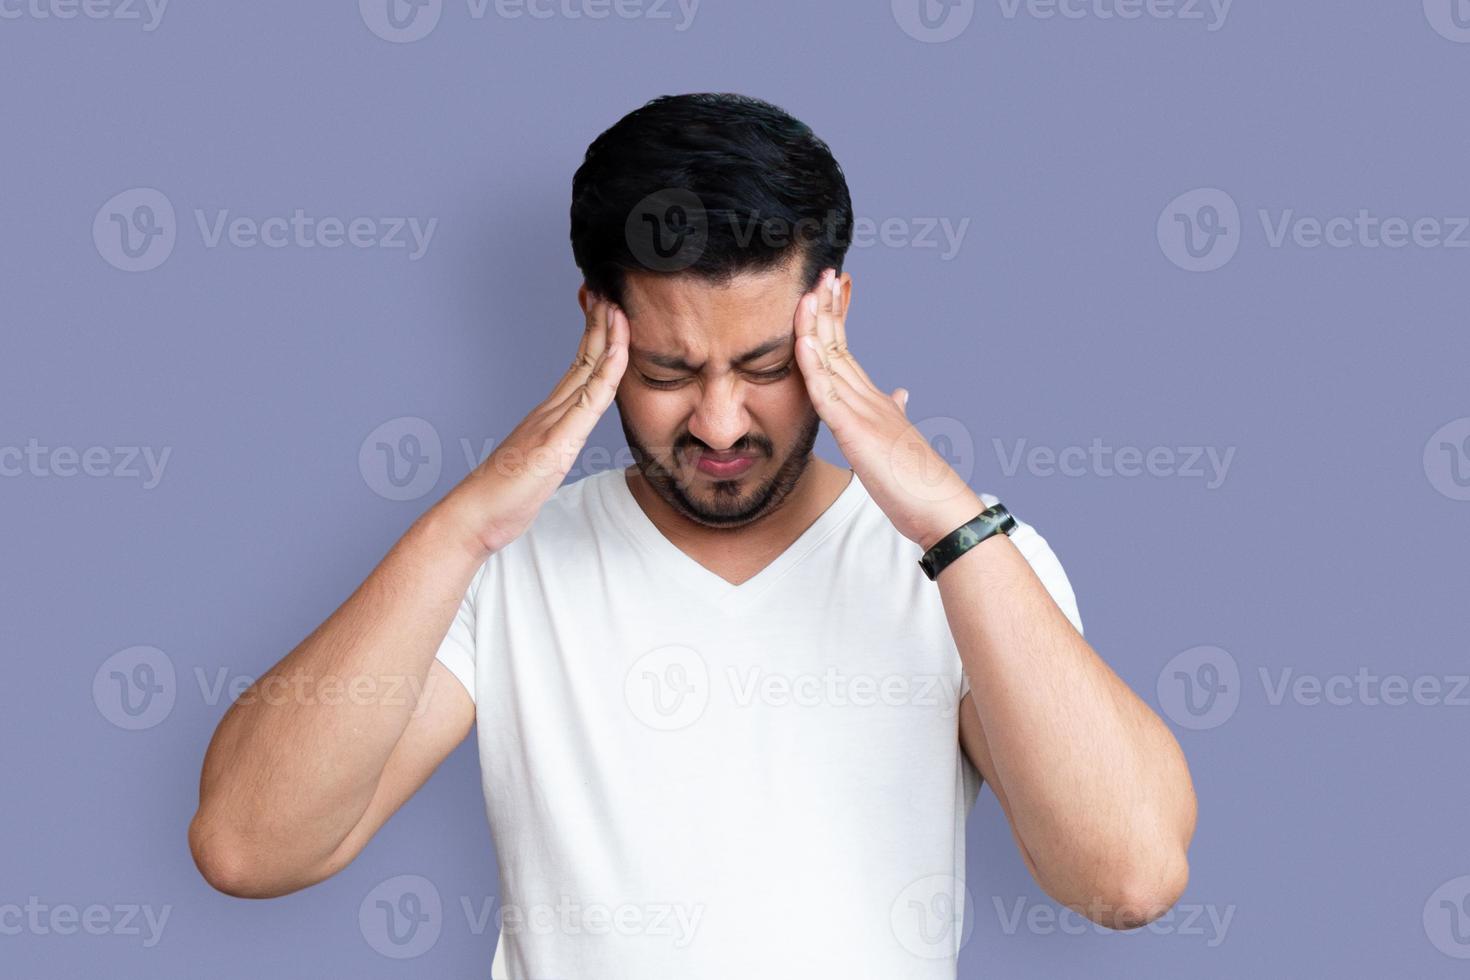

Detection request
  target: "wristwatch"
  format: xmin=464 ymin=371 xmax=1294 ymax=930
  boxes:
xmin=917 ymin=503 xmax=1016 ymax=581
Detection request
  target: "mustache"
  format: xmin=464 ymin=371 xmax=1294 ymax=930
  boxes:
xmin=677 ymin=439 xmax=770 ymax=457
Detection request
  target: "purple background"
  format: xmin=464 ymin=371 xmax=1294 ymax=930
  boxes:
xmin=4 ymin=0 xmax=1468 ymax=975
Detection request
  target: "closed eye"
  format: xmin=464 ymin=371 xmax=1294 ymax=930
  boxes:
xmin=640 ymin=364 xmax=793 ymax=389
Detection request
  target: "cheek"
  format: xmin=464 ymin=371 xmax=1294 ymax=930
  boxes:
xmin=767 ymin=373 xmax=812 ymax=411
xmin=620 ymin=388 xmax=688 ymax=438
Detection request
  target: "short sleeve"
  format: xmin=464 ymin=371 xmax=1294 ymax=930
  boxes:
xmin=960 ymin=494 xmax=1085 ymax=699
xmin=432 ymin=563 xmax=485 ymax=704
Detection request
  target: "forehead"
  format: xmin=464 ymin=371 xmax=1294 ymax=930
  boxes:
xmin=622 ymin=258 xmax=806 ymax=366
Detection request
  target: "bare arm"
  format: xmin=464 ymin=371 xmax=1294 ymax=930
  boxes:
xmin=188 ymin=294 xmax=630 ymax=898
xmin=947 ymin=533 xmax=1197 ymax=931
xmin=187 ymin=506 xmax=484 ymax=898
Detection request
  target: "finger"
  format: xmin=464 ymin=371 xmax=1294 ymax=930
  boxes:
xmin=819 ymin=269 xmax=881 ymax=394
xmin=794 ymin=287 xmax=821 ymax=353
xmin=548 ymin=297 xmax=612 ymax=406
xmin=798 ymin=275 xmax=876 ymax=399
xmin=813 ymin=269 xmax=837 ymax=350
xmin=795 ymin=330 xmax=862 ymax=424
xmin=548 ymin=303 xmax=627 ymax=417
xmin=567 ymin=295 xmax=610 ymax=371
xmin=547 ymin=307 xmax=627 ymax=441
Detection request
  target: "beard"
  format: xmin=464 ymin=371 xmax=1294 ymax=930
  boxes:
xmin=616 ymin=397 xmax=821 ymax=530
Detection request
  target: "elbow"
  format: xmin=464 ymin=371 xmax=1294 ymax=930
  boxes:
xmin=1088 ymin=775 xmax=1198 ymax=930
xmin=1086 ymin=849 xmax=1190 ymax=931
xmin=188 ymin=814 xmax=299 ymax=900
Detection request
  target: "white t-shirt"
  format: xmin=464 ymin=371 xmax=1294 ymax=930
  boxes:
xmin=433 ymin=464 xmax=1083 ymax=978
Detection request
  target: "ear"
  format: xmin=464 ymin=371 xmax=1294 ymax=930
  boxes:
xmin=835 ymin=271 xmax=850 ymax=317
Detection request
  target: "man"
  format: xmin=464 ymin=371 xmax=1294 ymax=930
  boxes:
xmin=189 ymin=92 xmax=1196 ymax=977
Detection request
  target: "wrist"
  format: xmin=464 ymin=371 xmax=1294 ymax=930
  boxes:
xmin=916 ymin=499 xmax=1017 ymax=581
xmin=917 ymin=491 xmax=987 ymax=551
xmin=414 ymin=492 xmax=499 ymax=569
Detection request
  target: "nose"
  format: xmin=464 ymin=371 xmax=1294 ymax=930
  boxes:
xmin=685 ymin=375 xmax=753 ymax=454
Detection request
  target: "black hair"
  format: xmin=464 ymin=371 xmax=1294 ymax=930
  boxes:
xmin=569 ymin=93 xmax=853 ymax=313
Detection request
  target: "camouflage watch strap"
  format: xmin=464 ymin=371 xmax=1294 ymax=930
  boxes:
xmin=916 ymin=503 xmax=1016 ymax=581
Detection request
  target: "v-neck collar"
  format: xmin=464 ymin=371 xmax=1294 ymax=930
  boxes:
xmin=600 ymin=463 xmax=868 ymax=607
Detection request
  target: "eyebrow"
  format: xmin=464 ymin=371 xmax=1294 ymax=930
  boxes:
xmin=630 ymin=333 xmax=792 ymax=372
